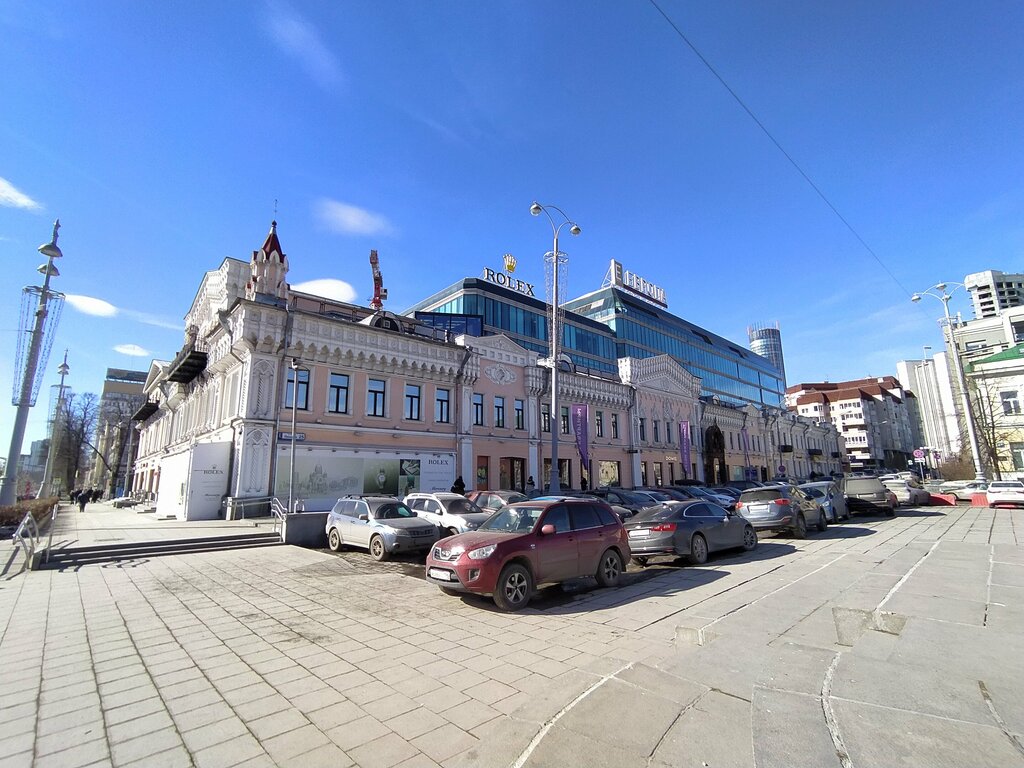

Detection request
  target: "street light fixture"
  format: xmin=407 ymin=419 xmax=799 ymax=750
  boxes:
xmin=39 ymin=350 xmax=70 ymax=498
xmin=531 ymin=201 xmax=581 ymax=493
xmin=911 ymin=283 xmax=985 ymax=481
xmin=288 ymin=357 xmax=308 ymax=513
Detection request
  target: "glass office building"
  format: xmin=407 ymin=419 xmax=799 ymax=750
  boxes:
xmin=407 ymin=271 xmax=784 ymax=407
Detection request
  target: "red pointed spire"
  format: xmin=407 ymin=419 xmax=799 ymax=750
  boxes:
xmin=258 ymin=220 xmax=284 ymax=262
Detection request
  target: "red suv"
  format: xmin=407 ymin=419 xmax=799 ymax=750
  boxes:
xmin=425 ymin=497 xmax=630 ymax=611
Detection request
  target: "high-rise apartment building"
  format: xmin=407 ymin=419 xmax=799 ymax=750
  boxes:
xmin=965 ymin=270 xmax=1024 ymax=320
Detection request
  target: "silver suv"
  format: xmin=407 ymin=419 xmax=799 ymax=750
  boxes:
xmin=326 ymin=496 xmax=440 ymax=561
xmin=404 ymin=492 xmax=491 ymax=536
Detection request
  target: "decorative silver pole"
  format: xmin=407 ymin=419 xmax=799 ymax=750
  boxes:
xmin=530 ymin=202 xmax=580 ymax=494
xmin=39 ymin=350 xmax=70 ymax=498
xmin=1 ymin=221 xmax=66 ymax=506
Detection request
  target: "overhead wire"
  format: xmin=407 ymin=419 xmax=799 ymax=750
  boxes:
xmin=647 ymin=0 xmax=914 ymax=299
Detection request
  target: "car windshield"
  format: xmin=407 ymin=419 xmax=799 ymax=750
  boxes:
xmin=445 ymin=498 xmax=485 ymax=515
xmin=479 ymin=505 xmax=544 ymax=533
xmin=372 ymin=502 xmax=417 ymax=519
xmin=801 ymin=486 xmax=825 ymax=499
xmin=641 ymin=490 xmax=674 ymax=501
xmin=740 ymin=488 xmax=786 ymax=502
xmin=629 ymin=504 xmax=679 ymax=523
xmin=846 ymin=479 xmax=884 ymax=493
xmin=501 ymin=493 xmax=529 ymax=504
xmin=619 ymin=490 xmax=651 ymax=505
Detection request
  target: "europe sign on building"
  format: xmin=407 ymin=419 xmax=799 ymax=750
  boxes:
xmin=609 ymin=259 xmax=668 ymax=307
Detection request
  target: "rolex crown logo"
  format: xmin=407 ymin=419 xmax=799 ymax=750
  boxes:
xmin=503 ymin=253 xmax=517 ymax=273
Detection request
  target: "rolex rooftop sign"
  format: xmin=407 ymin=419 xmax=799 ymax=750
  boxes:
xmin=482 ymin=253 xmax=536 ymax=297
xmin=610 ymin=259 xmax=668 ymax=307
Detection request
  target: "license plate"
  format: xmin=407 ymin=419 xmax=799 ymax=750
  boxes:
xmin=429 ymin=568 xmax=452 ymax=581
xmin=628 ymin=529 xmax=649 ymax=538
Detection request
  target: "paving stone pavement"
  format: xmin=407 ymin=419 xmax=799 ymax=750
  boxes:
xmin=0 ymin=503 xmax=1021 ymax=767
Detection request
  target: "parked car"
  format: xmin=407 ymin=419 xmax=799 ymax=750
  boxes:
xmin=947 ymin=481 xmax=988 ymax=502
xmin=404 ymin=492 xmax=491 ymax=536
xmin=798 ymin=481 xmax=849 ymax=522
xmin=710 ymin=486 xmax=742 ymax=501
xmin=588 ymin=487 xmax=658 ymax=518
xmin=882 ymin=479 xmax=931 ymax=506
xmin=726 ymin=480 xmax=764 ymax=491
xmin=986 ymin=480 xmax=1024 ymax=508
xmin=624 ymin=500 xmax=757 ymax=566
xmin=680 ymin=485 xmax=738 ymax=510
xmin=529 ymin=492 xmax=637 ymax=522
xmin=326 ymin=496 xmax=440 ymax=561
xmin=465 ymin=490 xmax=529 ymax=512
xmin=842 ymin=476 xmax=896 ymax=517
xmin=735 ymin=484 xmax=826 ymax=538
xmin=425 ymin=497 xmax=629 ymax=611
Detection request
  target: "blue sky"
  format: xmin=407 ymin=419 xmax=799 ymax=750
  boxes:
xmin=2 ymin=1 xmax=1023 ymax=455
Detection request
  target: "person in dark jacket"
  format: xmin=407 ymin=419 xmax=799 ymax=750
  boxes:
xmin=450 ymin=476 xmax=466 ymax=495
xmin=77 ymin=492 xmax=88 ymax=513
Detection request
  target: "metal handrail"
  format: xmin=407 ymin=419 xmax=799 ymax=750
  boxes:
xmin=221 ymin=495 xmax=274 ymax=521
xmin=12 ymin=502 xmax=58 ymax=571
xmin=270 ymin=497 xmax=288 ymax=535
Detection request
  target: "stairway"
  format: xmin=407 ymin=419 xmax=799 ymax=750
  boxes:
xmin=41 ymin=532 xmax=283 ymax=569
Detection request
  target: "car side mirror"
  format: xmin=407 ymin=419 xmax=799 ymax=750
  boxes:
xmin=358 ymin=514 xmax=369 ymax=521
xmin=540 ymin=524 xmax=556 ymax=535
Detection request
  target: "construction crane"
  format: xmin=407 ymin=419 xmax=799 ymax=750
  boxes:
xmin=369 ymin=249 xmax=387 ymax=311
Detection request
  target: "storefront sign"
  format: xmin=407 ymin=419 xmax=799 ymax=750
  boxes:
xmin=610 ymin=259 xmax=668 ymax=307
xmin=482 ymin=261 xmax=535 ymax=297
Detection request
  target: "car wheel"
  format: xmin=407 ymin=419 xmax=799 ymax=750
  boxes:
xmin=439 ymin=586 xmax=459 ymax=596
xmin=328 ymin=528 xmax=342 ymax=552
xmin=817 ymin=511 xmax=828 ymax=532
xmin=596 ymin=549 xmax=623 ymax=587
xmin=689 ymin=533 xmax=709 ymax=565
xmin=886 ymin=506 xmax=897 ymax=518
xmin=445 ymin=527 xmax=460 ymax=538
xmin=493 ymin=564 xmax=533 ymax=611
xmin=632 ymin=556 xmax=649 ymax=567
xmin=369 ymin=535 xmax=388 ymax=561
xmin=742 ymin=526 xmax=758 ymax=551
xmin=792 ymin=514 xmax=808 ymax=539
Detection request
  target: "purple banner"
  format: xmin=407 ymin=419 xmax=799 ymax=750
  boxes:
xmin=570 ymin=404 xmax=590 ymax=468
xmin=679 ymin=421 xmax=691 ymax=477
xmin=740 ymin=426 xmax=750 ymax=465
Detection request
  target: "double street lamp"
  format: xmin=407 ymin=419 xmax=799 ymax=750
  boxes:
xmin=530 ymin=202 xmax=581 ymax=494
xmin=288 ymin=357 xmax=308 ymax=513
xmin=911 ymin=283 xmax=986 ymax=482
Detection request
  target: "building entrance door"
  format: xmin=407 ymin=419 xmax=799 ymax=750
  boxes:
xmin=704 ymin=425 xmax=726 ymax=484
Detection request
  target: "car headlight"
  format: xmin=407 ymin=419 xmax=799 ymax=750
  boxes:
xmin=467 ymin=544 xmax=496 ymax=560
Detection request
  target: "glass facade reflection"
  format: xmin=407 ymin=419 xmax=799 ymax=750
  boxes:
xmin=406 ymin=278 xmax=783 ymax=407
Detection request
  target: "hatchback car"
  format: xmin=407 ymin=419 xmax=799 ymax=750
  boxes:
xmin=404 ymin=492 xmax=491 ymax=536
xmin=799 ymin=481 xmax=849 ymax=522
xmin=424 ymin=498 xmax=629 ymax=611
xmin=842 ymin=476 xmax=897 ymax=517
xmin=735 ymin=484 xmax=826 ymax=538
xmin=326 ymin=496 xmax=440 ymax=561
xmin=625 ymin=500 xmax=757 ymax=566
xmin=464 ymin=490 xmax=529 ymax=512
xmin=986 ymin=480 xmax=1024 ymax=508
xmin=588 ymin=488 xmax=658 ymax=518
xmin=882 ymin=479 xmax=931 ymax=507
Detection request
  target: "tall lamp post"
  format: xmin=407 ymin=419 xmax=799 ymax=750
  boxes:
xmin=39 ymin=350 xmax=70 ymax=498
xmin=287 ymin=358 xmax=307 ymax=513
xmin=0 ymin=221 xmax=66 ymax=506
xmin=912 ymin=283 xmax=986 ymax=482
xmin=530 ymin=202 xmax=581 ymax=494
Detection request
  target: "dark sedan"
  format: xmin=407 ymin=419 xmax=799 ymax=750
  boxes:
xmin=624 ymin=500 xmax=757 ymax=566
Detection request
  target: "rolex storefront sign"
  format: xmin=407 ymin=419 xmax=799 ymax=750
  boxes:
xmin=482 ymin=253 xmax=535 ymax=297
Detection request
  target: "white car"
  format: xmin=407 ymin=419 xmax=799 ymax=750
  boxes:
xmin=403 ymin=492 xmax=491 ymax=536
xmin=882 ymin=479 xmax=931 ymax=507
xmin=986 ymin=481 xmax=1024 ymax=508
xmin=947 ymin=481 xmax=988 ymax=502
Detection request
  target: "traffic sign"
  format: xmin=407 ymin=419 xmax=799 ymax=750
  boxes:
xmin=913 ymin=449 xmax=925 ymax=459
xmin=778 ymin=465 xmax=786 ymax=474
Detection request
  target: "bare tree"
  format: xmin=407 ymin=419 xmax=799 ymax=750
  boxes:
xmin=56 ymin=392 xmax=102 ymax=491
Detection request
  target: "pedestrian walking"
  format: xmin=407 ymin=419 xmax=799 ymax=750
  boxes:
xmin=580 ymin=477 xmax=589 ymax=492
xmin=77 ymin=492 xmax=88 ymax=513
xmin=525 ymin=476 xmax=536 ymax=495
xmin=450 ymin=476 xmax=466 ymax=495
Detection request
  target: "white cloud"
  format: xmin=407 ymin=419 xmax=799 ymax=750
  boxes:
xmin=264 ymin=1 xmax=343 ymax=89
xmin=114 ymin=344 xmax=150 ymax=357
xmin=0 ymin=176 xmax=42 ymax=211
xmin=315 ymin=198 xmax=394 ymax=236
xmin=122 ymin=309 xmax=183 ymax=331
xmin=66 ymin=294 xmax=118 ymax=317
xmin=292 ymin=278 xmax=357 ymax=304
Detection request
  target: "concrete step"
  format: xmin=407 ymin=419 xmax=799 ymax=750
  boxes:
xmin=41 ymin=533 xmax=283 ymax=569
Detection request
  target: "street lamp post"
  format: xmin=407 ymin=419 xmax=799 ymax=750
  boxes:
xmin=287 ymin=358 xmax=307 ymax=513
xmin=530 ymin=202 xmax=581 ymax=494
xmin=912 ymin=283 xmax=986 ymax=482
xmin=39 ymin=350 xmax=70 ymax=498
xmin=0 ymin=221 xmax=66 ymax=506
